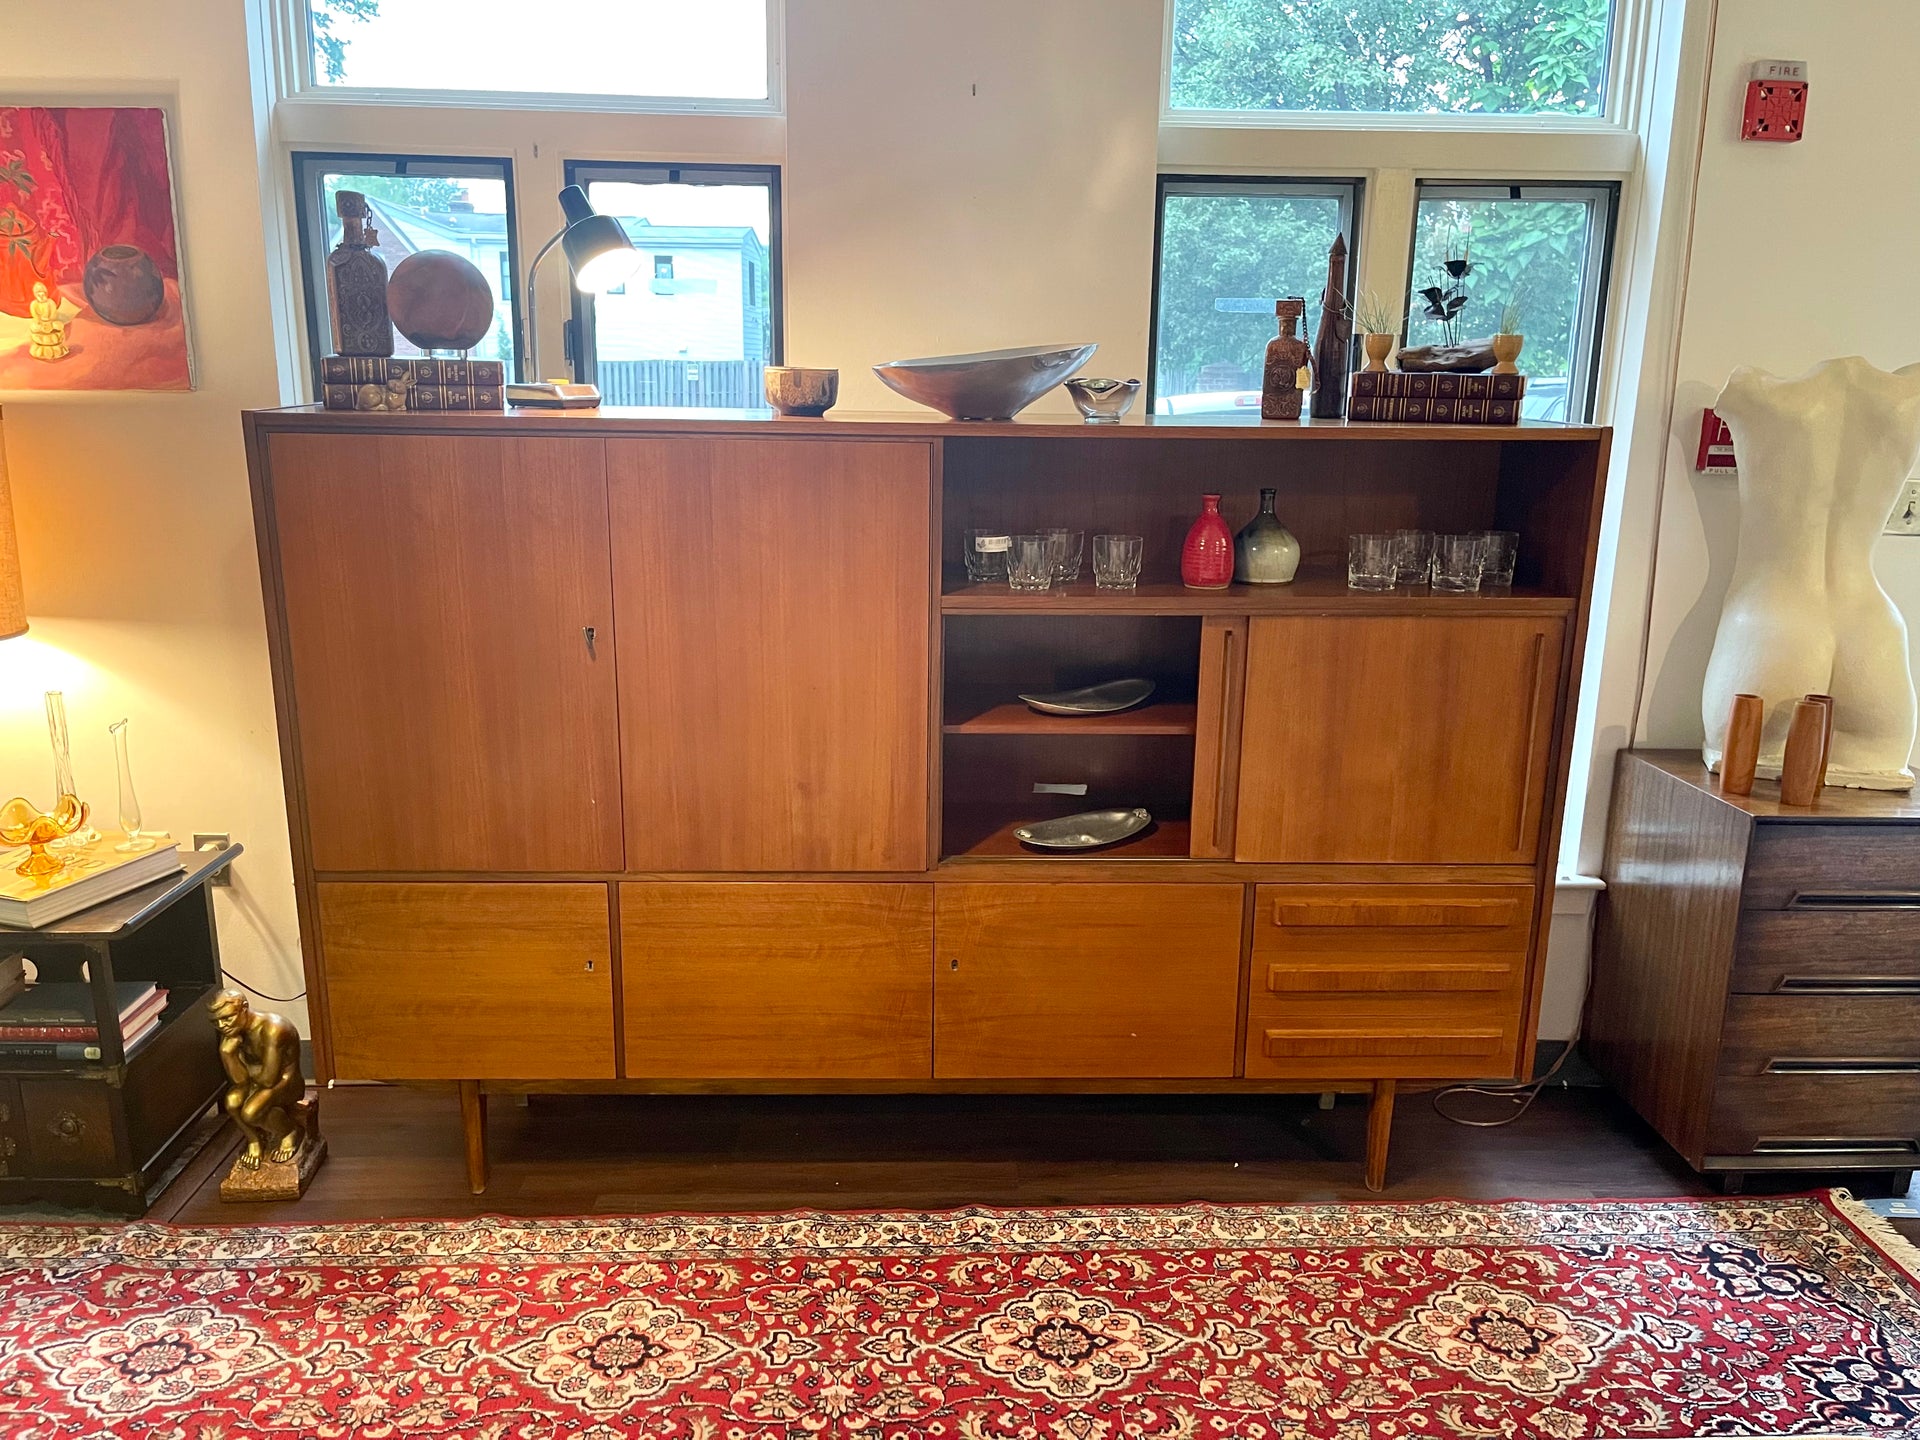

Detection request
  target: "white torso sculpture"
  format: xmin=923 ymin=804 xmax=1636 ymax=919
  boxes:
xmin=1702 ymin=356 xmax=1920 ymax=790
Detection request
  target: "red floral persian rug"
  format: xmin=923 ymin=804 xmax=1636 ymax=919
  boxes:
xmin=0 ymin=1193 xmax=1916 ymax=1438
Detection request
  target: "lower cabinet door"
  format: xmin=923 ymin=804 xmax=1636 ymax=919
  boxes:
xmin=621 ymin=884 xmax=934 ymax=1078
xmin=319 ymin=883 xmax=615 ymax=1080
xmin=935 ymin=884 xmax=1243 ymax=1078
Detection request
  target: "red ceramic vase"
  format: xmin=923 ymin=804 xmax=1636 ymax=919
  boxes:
xmin=1181 ymin=493 xmax=1235 ymax=590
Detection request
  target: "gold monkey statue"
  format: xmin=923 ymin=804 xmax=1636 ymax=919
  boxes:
xmin=213 ymin=989 xmax=327 ymax=1200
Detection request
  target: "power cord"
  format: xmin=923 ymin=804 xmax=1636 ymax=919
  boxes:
xmin=220 ymin=970 xmax=307 ymax=1005
xmin=1431 ymin=1024 xmax=1584 ymax=1127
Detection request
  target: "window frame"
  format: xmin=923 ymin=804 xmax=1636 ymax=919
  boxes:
xmin=289 ymin=149 xmax=523 ymax=388
xmin=275 ymin=0 xmax=786 ymax=116
xmin=561 ymin=159 xmax=784 ymax=392
xmin=1404 ymin=180 xmax=1620 ymax=423
xmin=1161 ymin=0 xmax=1638 ymax=131
xmin=1147 ymin=175 xmax=1364 ymax=414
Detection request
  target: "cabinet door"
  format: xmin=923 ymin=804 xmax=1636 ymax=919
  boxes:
xmin=621 ymin=883 xmax=932 ymax=1078
xmin=270 ymin=434 xmax=622 ymax=873
xmin=1235 ymin=616 xmax=1563 ymax=864
xmin=934 ymin=884 xmax=1243 ymax=1078
xmin=610 ymin=439 xmax=931 ymax=871
xmin=320 ymin=882 xmax=615 ymax=1080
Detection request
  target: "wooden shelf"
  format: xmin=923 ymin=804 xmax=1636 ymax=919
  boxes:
xmin=941 ymin=572 xmax=1576 ymax=617
xmin=943 ymin=696 xmax=1198 ymax=736
xmin=950 ymin=817 xmax=1193 ymax=860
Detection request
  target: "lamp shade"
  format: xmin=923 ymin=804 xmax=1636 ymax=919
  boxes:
xmin=554 ymin=184 xmax=641 ymax=294
xmin=0 ymin=409 xmax=25 ymax=640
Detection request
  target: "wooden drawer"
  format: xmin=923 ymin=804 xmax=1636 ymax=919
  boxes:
xmin=1742 ymin=822 xmax=1920 ymax=909
xmin=1707 ymin=1073 xmax=1920 ymax=1161
xmin=621 ymin=883 xmax=932 ymax=1079
xmin=1719 ymin=994 xmax=1920 ymax=1076
xmin=1246 ymin=993 xmax=1520 ymax=1081
xmin=320 ymin=883 xmax=615 ymax=1081
xmin=1733 ymin=910 xmax=1920 ymax=994
xmin=935 ymin=884 xmax=1242 ymax=1079
xmin=21 ymin=1081 xmax=119 ymax=1177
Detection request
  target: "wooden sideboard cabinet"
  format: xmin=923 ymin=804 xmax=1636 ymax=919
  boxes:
xmin=1590 ymin=750 xmax=1920 ymax=1189
xmin=245 ymin=407 xmax=1611 ymax=1193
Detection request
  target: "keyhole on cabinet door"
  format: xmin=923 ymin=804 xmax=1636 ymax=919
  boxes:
xmin=586 ymin=959 xmax=595 ymax=972
xmin=583 ymin=625 xmax=598 ymax=659
xmin=949 ymin=958 xmax=958 ymax=971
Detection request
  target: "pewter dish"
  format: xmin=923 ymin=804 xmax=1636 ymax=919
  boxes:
xmin=1014 ymin=808 xmax=1153 ymax=851
xmin=872 ymin=343 xmax=1097 ymax=421
xmin=1018 ymin=677 xmax=1156 ymax=716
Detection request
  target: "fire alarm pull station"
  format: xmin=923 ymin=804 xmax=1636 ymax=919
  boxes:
xmin=1742 ymin=60 xmax=1808 ymax=142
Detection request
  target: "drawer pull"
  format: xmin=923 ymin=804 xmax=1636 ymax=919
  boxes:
xmin=1263 ymin=1026 xmax=1502 ymax=1058
xmin=1778 ymin=975 xmax=1920 ymax=995
xmin=1787 ymin=891 xmax=1920 ymax=910
xmin=1764 ymin=1057 xmax=1920 ymax=1075
xmin=1752 ymin=1137 xmax=1920 ymax=1156
xmin=1265 ymin=961 xmax=1513 ymax=994
xmin=1272 ymin=899 xmax=1518 ymax=930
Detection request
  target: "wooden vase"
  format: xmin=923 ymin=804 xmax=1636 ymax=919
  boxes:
xmin=1362 ymin=333 xmax=1393 ymax=373
xmin=1721 ymin=693 xmax=1763 ymax=796
xmin=1805 ymin=693 xmax=1834 ymax=787
xmin=1780 ymin=699 xmax=1828 ymax=805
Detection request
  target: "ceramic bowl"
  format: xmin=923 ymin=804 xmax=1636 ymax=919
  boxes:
xmin=1065 ymin=377 xmax=1141 ymax=423
xmin=764 ymin=366 xmax=840 ymax=416
xmin=873 ymin=343 xmax=1097 ymax=421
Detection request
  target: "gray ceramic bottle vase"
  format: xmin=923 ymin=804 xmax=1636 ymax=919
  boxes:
xmin=1234 ymin=487 xmax=1301 ymax=584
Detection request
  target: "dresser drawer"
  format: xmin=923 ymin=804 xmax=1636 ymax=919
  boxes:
xmin=1245 ymin=993 xmax=1521 ymax=1081
xmin=1719 ymin=995 xmax=1920 ymax=1075
xmin=1742 ymin=823 xmax=1920 ymax=909
xmin=1733 ymin=911 xmax=1920 ymax=994
xmin=1253 ymin=884 xmax=1534 ymax=958
xmin=1707 ymin=1073 xmax=1920 ymax=1162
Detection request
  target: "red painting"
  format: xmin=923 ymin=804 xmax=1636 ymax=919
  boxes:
xmin=0 ymin=106 xmax=191 ymax=391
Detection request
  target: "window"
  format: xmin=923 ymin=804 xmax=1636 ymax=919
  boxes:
xmin=1408 ymin=182 xmax=1617 ymax=421
xmin=291 ymin=152 xmax=520 ymax=385
xmin=1150 ymin=178 xmax=1361 ymax=415
xmin=1167 ymin=0 xmax=1614 ymax=117
xmin=304 ymin=0 xmax=774 ymax=105
xmin=565 ymin=161 xmax=781 ymax=408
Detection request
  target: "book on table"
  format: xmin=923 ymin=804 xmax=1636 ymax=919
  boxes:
xmin=0 ymin=981 xmax=168 ymax=1061
xmin=0 ymin=835 xmax=183 ymax=929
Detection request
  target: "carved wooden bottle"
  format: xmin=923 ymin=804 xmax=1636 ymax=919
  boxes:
xmin=327 ymin=190 xmax=394 ymax=358
xmin=1262 ymin=297 xmax=1311 ymax=421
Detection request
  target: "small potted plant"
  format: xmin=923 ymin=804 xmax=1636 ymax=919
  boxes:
xmin=1354 ymin=291 xmax=1399 ymax=372
xmin=1492 ymin=300 xmax=1525 ymax=375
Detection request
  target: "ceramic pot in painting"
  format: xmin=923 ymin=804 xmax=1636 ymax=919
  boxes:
xmin=1701 ymin=356 xmax=1920 ymax=790
xmin=1181 ymin=493 xmax=1235 ymax=590
xmin=83 ymin=245 xmax=164 ymax=326
xmin=1234 ymin=488 xmax=1300 ymax=584
xmin=1491 ymin=333 xmax=1524 ymax=376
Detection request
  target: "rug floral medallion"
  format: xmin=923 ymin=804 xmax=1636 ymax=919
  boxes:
xmin=0 ymin=1192 xmax=1916 ymax=1438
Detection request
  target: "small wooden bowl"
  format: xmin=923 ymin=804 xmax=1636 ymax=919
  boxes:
xmin=764 ymin=366 xmax=839 ymax=416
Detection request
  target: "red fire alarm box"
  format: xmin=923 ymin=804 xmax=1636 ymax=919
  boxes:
xmin=1742 ymin=59 xmax=1808 ymax=142
xmin=1697 ymin=409 xmax=1736 ymax=472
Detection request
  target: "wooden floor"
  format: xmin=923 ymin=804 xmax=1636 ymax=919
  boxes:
xmin=144 ymin=1083 xmax=1918 ymax=1227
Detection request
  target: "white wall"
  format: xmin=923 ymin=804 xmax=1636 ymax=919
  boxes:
xmin=1639 ymin=1 xmax=1920 ymax=755
xmin=0 ymin=0 xmax=304 ymax=1019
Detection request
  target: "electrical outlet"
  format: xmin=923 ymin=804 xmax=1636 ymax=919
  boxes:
xmin=192 ymin=832 xmax=233 ymax=886
xmin=1888 ymin=481 xmax=1920 ymax=536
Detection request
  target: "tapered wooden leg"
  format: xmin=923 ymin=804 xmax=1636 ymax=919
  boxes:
xmin=458 ymin=1081 xmax=488 ymax=1195
xmin=1365 ymin=1079 xmax=1396 ymax=1193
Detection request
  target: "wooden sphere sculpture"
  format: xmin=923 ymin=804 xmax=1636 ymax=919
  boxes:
xmin=387 ymin=250 xmax=495 ymax=353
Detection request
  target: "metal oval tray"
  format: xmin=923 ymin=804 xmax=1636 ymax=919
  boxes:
xmin=1014 ymin=808 xmax=1152 ymax=851
xmin=1018 ymin=678 xmax=1156 ymax=716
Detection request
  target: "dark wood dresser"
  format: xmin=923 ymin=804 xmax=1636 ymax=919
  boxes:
xmin=1590 ymin=749 xmax=1920 ymax=1190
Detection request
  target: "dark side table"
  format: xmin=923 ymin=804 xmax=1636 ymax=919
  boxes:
xmin=0 ymin=844 xmax=241 ymax=1214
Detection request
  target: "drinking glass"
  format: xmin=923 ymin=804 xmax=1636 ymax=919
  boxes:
xmin=1346 ymin=533 xmax=1397 ymax=591
xmin=1390 ymin=529 xmax=1433 ymax=587
xmin=1044 ymin=528 xmax=1086 ymax=582
xmin=1432 ymin=533 xmax=1485 ymax=593
xmin=1007 ymin=534 xmax=1054 ymax=592
xmin=963 ymin=528 xmax=1011 ymax=583
xmin=1478 ymin=530 xmax=1519 ymax=588
xmin=1093 ymin=533 xmax=1143 ymax=590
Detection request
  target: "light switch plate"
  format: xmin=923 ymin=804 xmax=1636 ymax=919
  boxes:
xmin=1887 ymin=481 xmax=1920 ymax=536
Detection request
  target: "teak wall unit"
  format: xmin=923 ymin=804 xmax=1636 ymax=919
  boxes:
xmin=244 ymin=408 xmax=1611 ymax=1193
